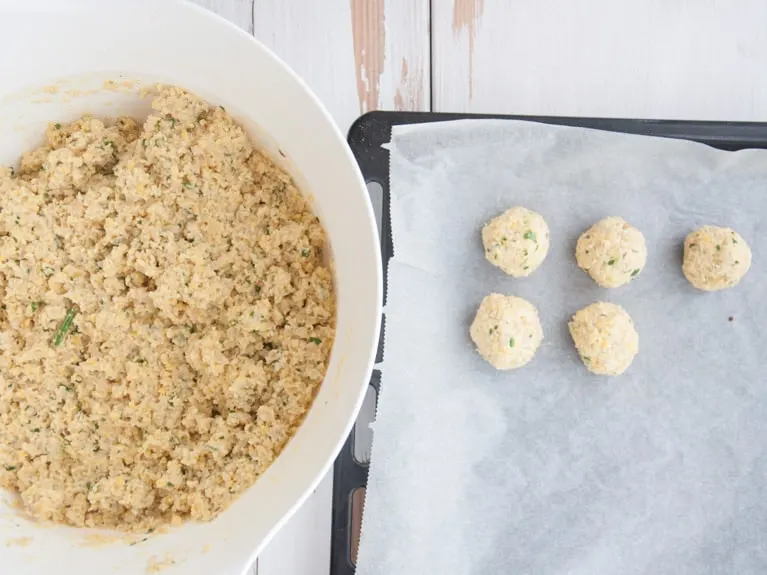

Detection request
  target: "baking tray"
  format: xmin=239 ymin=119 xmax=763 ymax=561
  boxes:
xmin=329 ymin=111 xmax=767 ymax=575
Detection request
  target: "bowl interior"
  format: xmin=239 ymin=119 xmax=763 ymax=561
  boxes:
xmin=0 ymin=2 xmax=381 ymax=574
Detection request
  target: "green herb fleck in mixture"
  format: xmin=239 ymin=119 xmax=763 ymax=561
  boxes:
xmin=309 ymin=337 xmax=322 ymax=345
xmin=53 ymin=307 xmax=77 ymax=346
xmin=508 ymin=337 xmax=515 ymax=348
xmin=523 ymin=230 xmax=536 ymax=242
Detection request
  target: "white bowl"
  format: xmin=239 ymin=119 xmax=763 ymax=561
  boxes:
xmin=0 ymin=1 xmax=382 ymax=573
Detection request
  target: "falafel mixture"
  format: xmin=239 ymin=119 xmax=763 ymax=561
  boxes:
xmin=0 ymin=87 xmax=335 ymax=532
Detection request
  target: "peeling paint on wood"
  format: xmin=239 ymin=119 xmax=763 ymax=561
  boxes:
xmin=452 ymin=0 xmax=485 ymax=99
xmin=351 ymin=0 xmax=386 ymax=113
xmin=394 ymin=57 xmax=424 ymax=111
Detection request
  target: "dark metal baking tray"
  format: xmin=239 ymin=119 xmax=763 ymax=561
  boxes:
xmin=329 ymin=111 xmax=767 ymax=575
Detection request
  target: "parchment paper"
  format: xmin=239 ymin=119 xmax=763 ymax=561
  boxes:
xmin=356 ymin=120 xmax=767 ymax=575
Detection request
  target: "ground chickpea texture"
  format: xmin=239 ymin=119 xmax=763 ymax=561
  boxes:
xmin=0 ymin=86 xmax=336 ymax=532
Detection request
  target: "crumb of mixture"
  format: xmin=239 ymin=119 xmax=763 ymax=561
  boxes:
xmin=77 ymin=532 xmax=132 ymax=547
xmin=5 ymin=536 xmax=33 ymax=547
xmin=0 ymin=86 xmax=335 ymax=532
xmin=146 ymin=553 xmax=177 ymax=573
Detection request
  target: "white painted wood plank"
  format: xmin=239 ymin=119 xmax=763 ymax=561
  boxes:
xmin=253 ymin=2 xmax=429 ymax=572
xmin=190 ymin=0 xmax=254 ymax=34
xmin=253 ymin=0 xmax=430 ymax=133
xmin=433 ymin=0 xmax=767 ymax=121
xmin=379 ymin=0 xmax=431 ymax=113
xmin=252 ymin=1 xmax=430 ymax=566
xmin=252 ymin=0 xmax=359 ymax=132
xmin=251 ymin=4 xmax=358 ymax=571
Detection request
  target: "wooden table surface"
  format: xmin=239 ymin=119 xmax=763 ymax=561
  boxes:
xmin=190 ymin=1 xmax=767 ymax=573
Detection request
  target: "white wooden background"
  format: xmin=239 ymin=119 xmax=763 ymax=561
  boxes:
xmin=190 ymin=1 xmax=767 ymax=573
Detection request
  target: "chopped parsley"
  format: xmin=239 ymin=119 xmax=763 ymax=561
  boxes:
xmin=716 ymin=244 xmax=721 ymax=251
xmin=30 ymin=301 xmax=41 ymax=311
xmin=523 ymin=230 xmax=536 ymax=241
xmin=631 ymin=269 xmax=640 ymax=277
xmin=607 ymin=258 xmax=616 ymax=266
xmin=129 ymin=537 xmax=150 ymax=547
xmin=5 ymin=465 xmax=16 ymax=471
xmin=508 ymin=337 xmax=515 ymax=348
xmin=301 ymin=249 xmax=310 ymax=257
xmin=53 ymin=307 xmax=77 ymax=346
xmin=309 ymin=337 xmax=322 ymax=345
xmin=54 ymin=123 xmax=61 ymax=130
